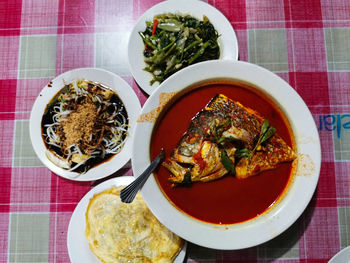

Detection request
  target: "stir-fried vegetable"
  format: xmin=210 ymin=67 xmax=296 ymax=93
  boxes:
xmin=42 ymin=79 xmax=129 ymax=173
xmin=139 ymin=13 xmax=220 ymax=85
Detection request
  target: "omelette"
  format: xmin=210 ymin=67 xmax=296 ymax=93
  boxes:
xmin=162 ymin=94 xmax=296 ymax=184
xmin=85 ymin=187 xmax=183 ymax=263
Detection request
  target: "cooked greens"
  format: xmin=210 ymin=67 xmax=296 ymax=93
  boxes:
xmin=139 ymin=13 xmax=220 ymax=85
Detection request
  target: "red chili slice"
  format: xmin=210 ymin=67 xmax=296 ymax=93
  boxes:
xmin=152 ymin=19 xmax=158 ymax=35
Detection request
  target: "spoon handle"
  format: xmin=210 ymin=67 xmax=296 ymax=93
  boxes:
xmin=120 ymin=149 xmax=165 ymax=203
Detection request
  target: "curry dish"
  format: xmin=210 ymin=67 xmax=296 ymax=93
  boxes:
xmin=151 ymin=83 xmax=296 ymax=224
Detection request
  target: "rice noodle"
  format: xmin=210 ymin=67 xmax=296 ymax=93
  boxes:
xmin=41 ymin=79 xmax=129 ymax=173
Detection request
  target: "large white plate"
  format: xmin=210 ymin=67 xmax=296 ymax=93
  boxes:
xmin=328 ymin=246 xmax=350 ymax=263
xmin=67 ymin=176 xmax=187 ymax=263
xmin=29 ymin=68 xmax=141 ymax=181
xmin=128 ymin=0 xmax=239 ymax=95
xmin=131 ymin=60 xmax=321 ymax=250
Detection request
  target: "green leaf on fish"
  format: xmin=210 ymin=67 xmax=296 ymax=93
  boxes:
xmin=182 ymin=170 xmax=193 ymax=187
xmin=210 ymin=117 xmax=232 ymax=143
xmin=260 ymin=126 xmax=276 ymax=144
xmin=235 ymin=148 xmax=251 ymax=158
xmin=217 ymin=136 xmax=237 ymax=144
xmin=231 ymin=119 xmax=276 ymax=161
xmin=221 ymin=149 xmax=235 ymax=174
xmin=261 ymin=120 xmax=269 ymax=136
xmin=251 ymin=119 xmax=276 ymax=155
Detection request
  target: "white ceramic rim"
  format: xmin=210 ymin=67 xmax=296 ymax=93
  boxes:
xmin=127 ymin=0 xmax=239 ymax=95
xmin=328 ymin=246 xmax=350 ymax=263
xmin=131 ymin=60 xmax=321 ymax=250
xmin=67 ymin=176 xmax=187 ymax=263
xmin=29 ymin=68 xmax=141 ymax=181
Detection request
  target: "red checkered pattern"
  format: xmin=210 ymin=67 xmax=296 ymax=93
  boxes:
xmin=0 ymin=0 xmax=349 ymax=262
xmin=0 ymin=80 xmax=17 ymax=120
xmin=335 ymin=162 xmax=350 ymax=205
xmin=0 ymin=121 xmax=14 ymax=168
xmin=328 ymin=73 xmax=350 ymax=105
xmin=290 ymin=72 xmax=330 ymax=106
xmin=55 ymin=34 xmax=95 ymax=74
xmin=15 ymin=78 xmax=51 ymax=119
xmin=94 ymin=0 xmax=134 ymax=33
xmin=284 ymin=0 xmax=323 ymax=28
xmin=0 ymin=213 xmax=9 ymax=262
xmin=20 ymin=0 xmax=59 ymax=35
xmin=0 ymin=36 xmax=20 ymax=79
xmin=57 ymin=0 xmax=95 ymax=34
xmin=0 ymin=0 xmax=22 ymax=36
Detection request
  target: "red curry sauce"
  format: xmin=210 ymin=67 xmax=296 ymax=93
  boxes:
xmin=151 ymin=82 xmax=294 ymax=224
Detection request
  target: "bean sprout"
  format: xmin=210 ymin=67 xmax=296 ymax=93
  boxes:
xmin=42 ymin=79 xmax=129 ymax=173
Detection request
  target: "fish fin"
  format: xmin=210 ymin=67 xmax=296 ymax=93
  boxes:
xmin=162 ymin=159 xmax=187 ymax=183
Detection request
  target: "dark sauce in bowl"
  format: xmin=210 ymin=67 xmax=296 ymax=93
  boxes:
xmin=151 ymin=82 xmax=295 ymax=224
xmin=41 ymin=80 xmax=128 ymax=173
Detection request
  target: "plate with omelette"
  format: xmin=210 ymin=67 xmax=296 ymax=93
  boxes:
xmin=67 ymin=176 xmax=186 ymax=263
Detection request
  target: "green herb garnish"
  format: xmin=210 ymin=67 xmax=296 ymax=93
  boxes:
xmin=217 ymin=136 xmax=238 ymax=144
xmin=207 ymin=117 xmax=276 ymax=177
xmin=209 ymin=117 xmax=231 ymax=143
xmin=235 ymin=120 xmax=276 ymax=160
xmin=182 ymin=170 xmax=193 ymax=187
xmin=221 ymin=149 xmax=235 ymax=174
xmin=235 ymin=148 xmax=250 ymax=158
xmin=261 ymin=126 xmax=276 ymax=144
xmin=251 ymin=120 xmax=276 ymax=154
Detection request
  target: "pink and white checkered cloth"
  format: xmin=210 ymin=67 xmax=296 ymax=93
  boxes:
xmin=0 ymin=0 xmax=349 ymax=262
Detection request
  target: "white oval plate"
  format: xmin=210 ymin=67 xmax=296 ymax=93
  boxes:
xmin=329 ymin=246 xmax=350 ymax=263
xmin=29 ymin=68 xmax=141 ymax=181
xmin=67 ymin=176 xmax=187 ymax=263
xmin=132 ymin=60 xmax=321 ymax=250
xmin=128 ymin=0 xmax=239 ymax=95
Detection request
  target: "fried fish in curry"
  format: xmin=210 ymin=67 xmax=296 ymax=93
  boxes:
xmin=162 ymin=94 xmax=296 ymax=185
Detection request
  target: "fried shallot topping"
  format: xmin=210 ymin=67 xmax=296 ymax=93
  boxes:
xmin=60 ymin=98 xmax=97 ymax=152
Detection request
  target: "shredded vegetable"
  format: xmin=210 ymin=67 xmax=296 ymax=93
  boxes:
xmin=139 ymin=13 xmax=220 ymax=85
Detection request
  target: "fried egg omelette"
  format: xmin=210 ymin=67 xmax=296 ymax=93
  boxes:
xmin=85 ymin=187 xmax=183 ymax=263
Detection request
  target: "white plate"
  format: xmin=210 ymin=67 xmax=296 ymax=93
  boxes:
xmin=128 ymin=0 xmax=239 ymax=95
xmin=329 ymin=246 xmax=350 ymax=263
xmin=29 ymin=68 xmax=141 ymax=181
xmin=67 ymin=176 xmax=187 ymax=263
xmin=131 ymin=60 xmax=321 ymax=250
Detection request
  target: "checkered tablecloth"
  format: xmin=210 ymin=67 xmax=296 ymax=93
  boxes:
xmin=0 ymin=0 xmax=349 ymax=262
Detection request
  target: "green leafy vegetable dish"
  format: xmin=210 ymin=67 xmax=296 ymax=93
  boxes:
xmin=139 ymin=13 xmax=220 ymax=85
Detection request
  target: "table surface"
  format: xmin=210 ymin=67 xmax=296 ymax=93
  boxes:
xmin=1 ymin=0 xmax=350 ymax=262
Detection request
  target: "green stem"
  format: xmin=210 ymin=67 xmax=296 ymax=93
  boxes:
xmin=188 ymin=41 xmax=210 ymax=64
xmin=183 ymin=40 xmax=201 ymax=53
xmin=138 ymin=32 xmax=157 ymax=50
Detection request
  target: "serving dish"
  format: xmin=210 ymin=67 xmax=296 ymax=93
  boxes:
xmin=131 ymin=60 xmax=321 ymax=249
xmin=128 ymin=0 xmax=239 ymax=95
xmin=29 ymin=68 xmax=141 ymax=181
xmin=67 ymin=176 xmax=187 ymax=263
xmin=328 ymin=246 xmax=350 ymax=263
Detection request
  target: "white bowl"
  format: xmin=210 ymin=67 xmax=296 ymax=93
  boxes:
xmin=328 ymin=246 xmax=350 ymax=263
xmin=29 ymin=68 xmax=141 ymax=181
xmin=131 ymin=60 xmax=321 ymax=249
xmin=128 ymin=0 xmax=239 ymax=95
